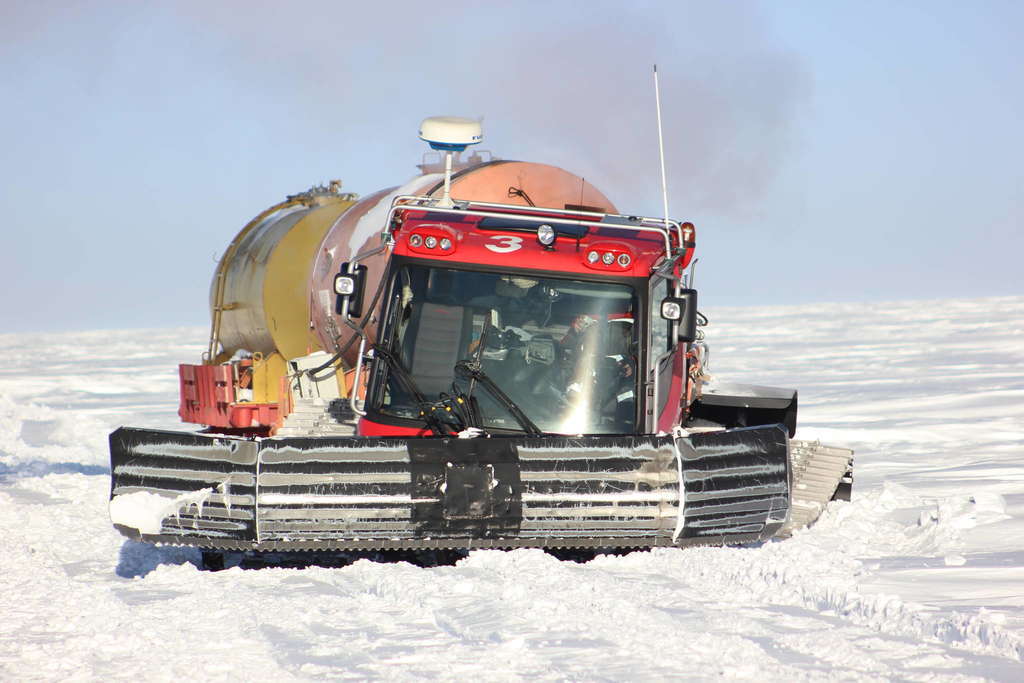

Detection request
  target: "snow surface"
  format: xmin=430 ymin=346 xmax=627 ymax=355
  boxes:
xmin=1 ymin=298 xmax=1023 ymax=680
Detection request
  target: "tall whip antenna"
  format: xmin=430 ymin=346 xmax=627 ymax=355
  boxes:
xmin=653 ymin=64 xmax=671 ymax=238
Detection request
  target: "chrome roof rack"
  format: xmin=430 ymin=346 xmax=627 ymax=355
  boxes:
xmin=381 ymin=194 xmax=686 ymax=264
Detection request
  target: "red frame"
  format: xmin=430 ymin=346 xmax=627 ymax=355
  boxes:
xmin=391 ymin=211 xmax=677 ymax=278
xmin=178 ymin=364 xmax=278 ymax=432
xmin=184 ymin=205 xmax=695 ymax=436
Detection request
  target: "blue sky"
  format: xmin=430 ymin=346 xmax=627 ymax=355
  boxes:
xmin=1 ymin=1 xmax=1020 ymax=333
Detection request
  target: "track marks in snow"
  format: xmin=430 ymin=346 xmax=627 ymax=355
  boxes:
xmin=3 ymin=298 xmax=1024 ymax=680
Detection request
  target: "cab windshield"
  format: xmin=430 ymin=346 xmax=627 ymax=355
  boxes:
xmin=373 ymin=264 xmax=639 ymax=434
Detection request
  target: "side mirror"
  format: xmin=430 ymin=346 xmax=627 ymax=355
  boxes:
xmin=660 ymin=288 xmax=698 ymax=343
xmin=334 ymin=263 xmax=368 ymax=318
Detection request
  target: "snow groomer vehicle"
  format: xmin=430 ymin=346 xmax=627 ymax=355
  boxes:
xmin=109 ymin=118 xmax=853 ymax=566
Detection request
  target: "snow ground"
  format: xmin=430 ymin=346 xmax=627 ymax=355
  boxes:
xmin=1 ymin=297 xmax=1022 ymax=681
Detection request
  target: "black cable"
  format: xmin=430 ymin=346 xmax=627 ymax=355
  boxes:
xmin=507 ymin=186 xmax=536 ymax=207
xmin=306 ymin=264 xmax=390 ymax=379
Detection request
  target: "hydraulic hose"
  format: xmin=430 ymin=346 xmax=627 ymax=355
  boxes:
xmin=306 ymin=256 xmax=390 ymax=379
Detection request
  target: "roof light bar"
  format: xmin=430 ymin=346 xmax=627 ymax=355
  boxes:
xmin=383 ymin=195 xmax=685 ymax=259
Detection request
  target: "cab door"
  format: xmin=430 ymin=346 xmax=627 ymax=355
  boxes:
xmin=647 ymin=276 xmax=685 ymax=432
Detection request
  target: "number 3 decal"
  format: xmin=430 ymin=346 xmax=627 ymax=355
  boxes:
xmin=485 ymin=235 xmax=523 ymax=253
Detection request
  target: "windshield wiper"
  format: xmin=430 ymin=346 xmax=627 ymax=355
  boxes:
xmin=454 ymin=360 xmax=543 ymax=436
xmin=372 ymin=345 xmax=452 ymax=436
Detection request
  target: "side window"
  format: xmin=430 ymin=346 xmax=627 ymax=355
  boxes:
xmin=649 ymin=278 xmax=671 ymax=356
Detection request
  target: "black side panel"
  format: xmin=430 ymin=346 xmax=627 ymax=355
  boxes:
xmin=679 ymin=425 xmax=790 ymax=539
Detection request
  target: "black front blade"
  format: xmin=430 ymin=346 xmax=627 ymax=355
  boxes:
xmin=109 ymin=425 xmax=791 ymax=550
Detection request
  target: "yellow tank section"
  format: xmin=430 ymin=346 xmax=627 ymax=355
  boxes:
xmin=207 ymin=200 xmax=305 ymax=364
xmin=263 ymin=199 xmax=357 ymax=361
xmin=208 ymin=184 xmax=357 ymax=364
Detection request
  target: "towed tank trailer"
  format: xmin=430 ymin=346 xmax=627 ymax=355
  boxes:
xmin=109 ymin=118 xmax=853 ymax=569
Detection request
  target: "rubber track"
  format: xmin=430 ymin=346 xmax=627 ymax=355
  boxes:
xmin=779 ymin=440 xmax=854 ymax=537
xmin=115 ymin=526 xmax=769 ymax=553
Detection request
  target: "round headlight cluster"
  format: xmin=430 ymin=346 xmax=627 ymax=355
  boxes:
xmin=585 ymin=248 xmax=633 ymax=269
xmin=409 ymin=233 xmax=453 ymax=251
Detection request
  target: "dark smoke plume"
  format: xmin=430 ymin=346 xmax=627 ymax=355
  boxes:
xmin=168 ymin=1 xmax=811 ymax=216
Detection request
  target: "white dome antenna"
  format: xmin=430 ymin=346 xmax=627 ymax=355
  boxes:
xmin=419 ymin=116 xmax=482 ymax=207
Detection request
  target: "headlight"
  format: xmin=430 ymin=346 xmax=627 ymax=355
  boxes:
xmin=587 ymin=250 xmax=600 ymax=264
xmin=537 ymin=224 xmax=556 ymax=246
xmin=439 ymin=237 xmax=452 ymax=250
xmin=617 ymin=253 xmax=631 ymax=267
xmin=424 ymin=235 xmax=438 ymax=249
xmin=409 ymin=234 xmax=422 ymax=247
xmin=601 ymin=252 xmax=614 ymax=265
xmin=334 ymin=274 xmax=356 ymax=296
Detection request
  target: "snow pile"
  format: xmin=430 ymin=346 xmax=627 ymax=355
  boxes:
xmin=109 ymin=489 xmax=214 ymax=535
xmin=2 ymin=297 xmax=1024 ymax=680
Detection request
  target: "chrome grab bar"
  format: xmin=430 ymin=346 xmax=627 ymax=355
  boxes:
xmin=349 ymin=338 xmax=370 ymax=417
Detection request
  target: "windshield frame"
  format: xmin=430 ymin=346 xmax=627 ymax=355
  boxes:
xmin=364 ymin=255 xmax=650 ymax=436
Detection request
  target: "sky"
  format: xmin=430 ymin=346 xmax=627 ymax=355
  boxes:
xmin=1 ymin=1 xmax=1021 ymax=333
